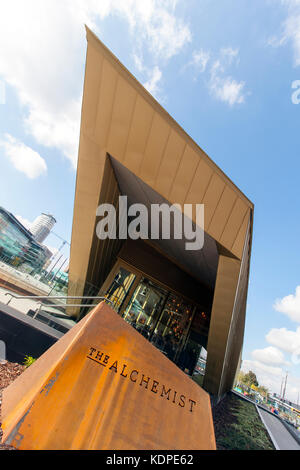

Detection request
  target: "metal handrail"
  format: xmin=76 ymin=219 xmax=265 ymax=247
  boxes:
xmin=4 ymin=292 xmax=114 ymax=317
xmin=4 ymin=293 xmax=112 ymax=300
xmin=3 ymin=292 xmax=116 ymax=328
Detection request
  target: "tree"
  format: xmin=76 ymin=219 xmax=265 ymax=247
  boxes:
xmin=257 ymin=385 xmax=269 ymax=398
xmin=237 ymin=370 xmax=245 ymax=385
xmin=241 ymin=370 xmax=259 ymax=387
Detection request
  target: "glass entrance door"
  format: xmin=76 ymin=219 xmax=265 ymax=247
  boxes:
xmin=122 ymin=276 xmax=195 ymax=366
xmin=102 ymin=263 xmax=205 ymax=376
xmin=104 ymin=266 xmax=136 ymax=312
xmin=122 ymin=278 xmax=168 ymax=339
xmin=150 ymin=293 xmax=194 ymax=362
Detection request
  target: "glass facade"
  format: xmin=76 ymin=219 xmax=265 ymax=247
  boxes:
xmin=104 ymin=267 xmax=136 ymax=312
xmin=151 ymin=292 xmax=194 ymax=362
xmin=105 ymin=269 xmax=209 ymax=376
xmin=0 ymin=208 xmax=48 ymax=273
xmin=0 ymin=211 xmax=29 ymax=261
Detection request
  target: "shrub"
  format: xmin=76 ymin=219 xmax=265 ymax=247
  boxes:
xmin=23 ymin=355 xmax=36 ymax=368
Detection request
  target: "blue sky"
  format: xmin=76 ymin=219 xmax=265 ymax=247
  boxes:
xmin=1 ymin=0 xmax=300 ymax=401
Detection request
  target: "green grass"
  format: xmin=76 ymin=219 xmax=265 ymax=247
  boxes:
xmin=212 ymin=393 xmax=275 ymax=450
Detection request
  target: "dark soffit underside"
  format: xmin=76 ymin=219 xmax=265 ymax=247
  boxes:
xmin=109 ymin=155 xmax=219 ymax=289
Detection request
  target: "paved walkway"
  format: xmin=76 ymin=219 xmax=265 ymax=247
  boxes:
xmin=257 ymin=407 xmax=300 ymax=450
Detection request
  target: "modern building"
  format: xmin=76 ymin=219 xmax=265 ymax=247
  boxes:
xmin=68 ymin=27 xmax=254 ymax=400
xmin=30 ymin=213 xmax=56 ymax=243
xmin=0 ymin=207 xmax=51 ymax=273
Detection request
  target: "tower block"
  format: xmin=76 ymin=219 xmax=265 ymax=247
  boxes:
xmin=1 ymin=302 xmax=216 ymax=450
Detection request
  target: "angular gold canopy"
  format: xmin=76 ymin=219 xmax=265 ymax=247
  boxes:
xmin=69 ymin=26 xmax=253 ymax=297
xmin=67 ymin=27 xmax=254 ymax=399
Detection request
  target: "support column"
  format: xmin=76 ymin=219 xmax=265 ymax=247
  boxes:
xmin=203 ymin=254 xmax=241 ymax=398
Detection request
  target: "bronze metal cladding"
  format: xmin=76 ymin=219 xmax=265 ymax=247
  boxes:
xmin=68 ymin=27 xmax=254 ymax=398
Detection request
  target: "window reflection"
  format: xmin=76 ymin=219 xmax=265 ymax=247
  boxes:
xmin=105 ymin=267 xmax=136 ymax=312
xmin=108 ymin=271 xmax=209 ymax=377
xmin=151 ymin=294 xmax=193 ymax=362
xmin=123 ymin=277 xmax=194 ymax=363
xmin=123 ymin=278 xmax=168 ymax=339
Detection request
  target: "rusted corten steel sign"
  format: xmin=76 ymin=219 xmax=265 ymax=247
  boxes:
xmin=1 ymin=302 xmax=216 ymax=450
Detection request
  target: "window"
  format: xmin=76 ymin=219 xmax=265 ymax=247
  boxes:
xmin=105 ymin=267 xmax=136 ymax=312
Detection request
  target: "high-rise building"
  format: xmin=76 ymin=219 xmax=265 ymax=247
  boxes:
xmin=0 ymin=207 xmax=50 ymax=273
xmin=30 ymin=213 xmax=56 ymax=243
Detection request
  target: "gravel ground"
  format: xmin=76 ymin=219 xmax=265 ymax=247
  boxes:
xmin=0 ymin=361 xmax=25 ymax=450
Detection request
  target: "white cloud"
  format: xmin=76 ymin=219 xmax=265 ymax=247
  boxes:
xmin=25 ymin=100 xmax=81 ymax=167
xmin=283 ymin=14 xmax=300 ymax=66
xmin=251 ymin=346 xmax=289 ymax=366
xmin=268 ymin=0 xmax=300 ymax=66
xmin=274 ymin=285 xmax=300 ymax=323
xmin=242 ymin=282 xmax=300 ymax=401
xmin=242 ymin=358 xmax=300 ymax=403
xmin=283 ymin=0 xmax=300 ymax=62
xmin=0 ymin=134 xmax=47 ymax=179
xmin=209 ymin=75 xmax=246 ymax=106
xmin=185 ymin=49 xmax=210 ymax=74
xmin=220 ymin=47 xmax=239 ymax=63
xmin=15 ymin=215 xmax=33 ymax=231
xmin=0 ymin=1 xmax=85 ymax=167
xmin=112 ymin=0 xmax=192 ymax=60
xmin=242 ymin=359 xmax=283 ymax=379
xmin=241 ymin=359 xmax=283 ymax=392
xmin=133 ymin=54 xmax=146 ymax=73
xmin=143 ymin=66 xmax=162 ymax=99
xmin=0 ymin=1 xmax=191 ymax=168
xmin=209 ymin=49 xmax=246 ymax=106
xmin=266 ymin=326 xmax=300 ymax=354
xmin=0 ymin=79 xmax=5 ymax=104
xmin=184 ymin=45 xmax=247 ymax=106
xmin=133 ymin=53 xmax=163 ymax=100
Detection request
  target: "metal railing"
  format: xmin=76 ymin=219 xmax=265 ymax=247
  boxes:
xmin=4 ymin=293 xmax=114 ymax=320
xmin=0 ymin=256 xmax=102 ymax=298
